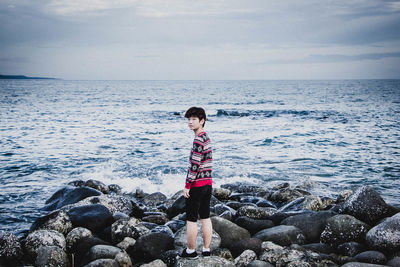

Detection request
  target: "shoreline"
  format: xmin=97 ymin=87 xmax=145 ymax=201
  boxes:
xmin=1 ymin=180 xmax=399 ymax=266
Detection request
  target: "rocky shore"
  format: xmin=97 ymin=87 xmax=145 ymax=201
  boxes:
xmin=1 ymin=179 xmax=400 ymax=267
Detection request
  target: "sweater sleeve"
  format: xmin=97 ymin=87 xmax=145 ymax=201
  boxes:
xmin=185 ymin=138 xmax=204 ymax=189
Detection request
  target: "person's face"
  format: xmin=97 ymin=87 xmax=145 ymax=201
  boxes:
xmin=188 ymin=116 xmax=204 ymax=130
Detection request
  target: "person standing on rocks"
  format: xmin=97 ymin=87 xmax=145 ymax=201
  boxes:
xmin=180 ymin=107 xmax=213 ymax=259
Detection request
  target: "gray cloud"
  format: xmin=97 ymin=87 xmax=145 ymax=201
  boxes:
xmin=0 ymin=0 xmax=399 ymax=79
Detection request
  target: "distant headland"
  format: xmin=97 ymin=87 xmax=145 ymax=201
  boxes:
xmin=0 ymin=74 xmax=59 ymax=80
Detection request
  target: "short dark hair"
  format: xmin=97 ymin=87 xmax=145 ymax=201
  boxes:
xmin=185 ymin=107 xmax=206 ymax=127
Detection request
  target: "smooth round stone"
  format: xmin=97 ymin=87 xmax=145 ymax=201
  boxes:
xmin=30 ymin=210 xmax=73 ymax=235
xmin=35 ymin=246 xmax=69 ymax=267
xmin=236 ymin=206 xmax=277 ymax=220
xmin=132 ymin=232 xmax=174 ymax=262
xmin=85 ymin=179 xmax=109 ymax=194
xmin=66 ymin=227 xmax=93 ymax=251
xmin=164 ymin=220 xmax=185 ymax=233
xmin=229 ymin=238 xmax=263 ymax=258
xmin=320 ymin=214 xmax=370 ymax=247
xmin=0 ymin=231 xmax=23 ymax=264
xmin=253 ymin=225 xmax=306 ymax=246
xmin=210 ymin=216 xmax=251 ymax=248
xmin=234 ymin=216 xmax=274 ymax=235
xmin=354 ymin=250 xmax=387 ymax=265
xmin=234 ymin=249 xmax=257 ymax=267
xmin=366 ymin=212 xmax=400 ymax=252
xmin=67 ymin=204 xmax=114 ymax=233
xmin=337 ymin=242 xmax=365 ymax=257
xmin=24 ymin=230 xmax=66 ymax=261
xmin=247 ymin=260 xmax=275 ymax=267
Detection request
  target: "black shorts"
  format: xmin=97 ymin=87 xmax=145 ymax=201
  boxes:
xmin=185 ymin=185 xmax=212 ymax=222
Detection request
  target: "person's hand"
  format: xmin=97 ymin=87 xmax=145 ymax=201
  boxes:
xmin=183 ymin=188 xmax=190 ymax=198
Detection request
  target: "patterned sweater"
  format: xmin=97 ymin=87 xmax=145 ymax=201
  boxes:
xmin=185 ymin=131 xmax=212 ymax=189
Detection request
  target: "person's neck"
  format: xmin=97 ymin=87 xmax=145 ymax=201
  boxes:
xmin=194 ymin=127 xmax=204 ymax=136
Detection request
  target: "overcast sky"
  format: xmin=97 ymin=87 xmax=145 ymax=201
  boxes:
xmin=1 ymin=0 xmax=400 ymax=80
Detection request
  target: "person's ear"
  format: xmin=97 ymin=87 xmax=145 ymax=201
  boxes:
xmin=200 ymin=119 xmax=205 ymax=125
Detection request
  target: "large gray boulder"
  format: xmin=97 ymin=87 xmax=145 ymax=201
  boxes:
xmin=24 ymin=230 xmax=66 ymax=261
xmin=43 ymin=186 xmax=102 ymax=211
xmin=278 ymin=195 xmax=324 ymax=212
xmin=174 ymin=221 xmax=221 ymax=251
xmin=211 ymin=216 xmax=251 ymax=248
xmin=233 ymin=249 xmax=257 ymax=267
xmin=340 ymin=186 xmax=391 ymax=224
xmin=64 ymin=194 xmax=133 ymax=215
xmin=111 ymin=218 xmax=149 ymax=243
xmin=67 ymin=204 xmax=114 ymax=232
xmin=30 ymin=210 xmax=73 ymax=235
xmin=85 ymin=179 xmax=109 ymax=194
xmin=35 ymin=246 xmax=69 ymax=267
xmin=366 ymin=212 xmax=400 ymax=252
xmin=229 ymin=238 xmax=263 ymax=258
xmin=253 ymin=225 xmax=306 ymax=246
xmin=236 ymin=206 xmax=277 ymax=220
xmin=234 ymin=216 xmax=274 ymax=235
xmin=175 ymin=255 xmax=235 ymax=267
xmin=141 ymin=192 xmax=167 ymax=207
xmin=86 ymin=245 xmax=122 ymax=263
xmin=281 ymin=210 xmax=336 ymax=243
xmin=131 ymin=232 xmax=174 ymax=262
xmin=0 ymin=231 xmax=23 ymax=265
xmin=320 ymin=214 xmax=370 ymax=247
xmin=66 ymin=227 xmax=93 ymax=252
xmin=354 ymin=250 xmax=387 ymax=265
xmin=83 ymin=258 xmax=119 ymax=267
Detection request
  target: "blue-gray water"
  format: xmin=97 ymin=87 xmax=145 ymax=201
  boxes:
xmin=1 ymin=79 xmax=399 ymax=232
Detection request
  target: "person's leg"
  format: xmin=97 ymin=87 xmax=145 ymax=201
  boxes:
xmin=186 ymin=220 xmax=198 ymax=250
xmin=201 ymin=218 xmax=212 ymax=249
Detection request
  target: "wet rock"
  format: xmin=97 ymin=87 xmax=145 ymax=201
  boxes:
xmin=234 ymin=216 xmax=274 ymax=235
xmin=142 ymin=192 xmax=167 ymax=207
xmin=229 ymin=238 xmax=263 ymax=258
xmin=269 ymin=187 xmax=310 ymax=203
xmin=366 ymin=212 xmax=400 ymax=252
xmin=247 ymin=260 xmax=275 ymax=267
xmin=281 ymin=210 xmax=336 ymax=243
xmin=221 ymin=183 xmax=264 ymax=194
xmin=87 ymin=244 xmax=122 ymax=262
xmin=387 ymin=257 xmax=400 ymax=267
xmin=254 ymin=225 xmax=306 ymax=246
xmin=226 ymin=201 xmax=257 ymax=210
xmin=159 ymin=250 xmax=179 ymax=267
xmin=142 ymin=214 xmax=169 ymax=225
xmin=150 ymin=225 xmax=174 ymax=238
xmin=211 ymin=248 xmax=233 ymax=261
xmin=140 ymin=259 xmax=167 ymax=267
xmin=30 ymin=210 xmax=73 ymax=235
xmin=116 ymin=237 xmax=136 ymax=252
xmin=175 ymin=255 xmax=235 ymax=267
xmin=337 ymin=242 xmax=366 ymax=257
xmin=111 ymin=218 xmax=149 ymax=243
xmin=66 ymin=227 xmax=93 ymax=252
xmin=301 ymin=243 xmax=335 ymax=254
xmin=108 ymin=184 xmax=122 ymax=194
xmin=260 ymin=241 xmax=337 ymax=266
xmin=340 ymin=186 xmax=392 ymax=224
xmin=131 ymin=232 xmax=174 ymax=262
xmin=279 ymin=195 xmax=324 ymax=212
xmin=65 ymin=194 xmax=133 ymax=215
xmin=320 ymin=214 xmax=371 ymax=247
xmin=68 ymin=179 xmax=85 ymax=187
xmin=0 ymin=231 xmax=23 ymax=265
xmin=71 ymin=236 xmax=111 ymax=265
xmin=236 ymin=206 xmax=277 ymax=220
xmin=113 ymin=211 xmax=130 ymax=221
xmin=268 ymin=210 xmax=312 ymax=225
xmin=130 ymin=200 xmax=145 ymax=218
xmin=256 ymin=199 xmax=277 ymax=208
xmin=142 ymin=221 xmax=158 ymax=230
xmin=43 ymin=186 xmax=102 ymax=211
xmin=24 ymin=229 xmax=66 ymax=261
xmin=213 ymin=203 xmax=236 ymax=217
xmin=240 ymin=196 xmax=266 ymax=204
xmin=35 ymin=245 xmax=69 ymax=267
xmin=212 ymin=187 xmax=231 ymax=200
xmin=219 ymin=210 xmax=233 ymax=221
xmin=174 ymin=221 xmax=221 ymax=251
xmin=234 ymin=249 xmax=257 ymax=267
xmin=83 ymin=258 xmax=119 ymax=267
xmin=336 ymin=190 xmax=353 ymax=203
xmin=85 ymin=179 xmax=109 ymax=194
xmin=165 ymin=220 xmax=185 ymax=233
xmin=67 ymin=204 xmax=114 ymax=232
xmin=114 ymin=251 xmax=132 ymax=267
xmin=341 ymin=263 xmax=385 ymax=267
xmin=354 ymin=250 xmax=387 ymax=265
xmin=210 ymin=216 xmax=251 ymax=248
xmin=167 ymin=195 xmax=186 ymax=219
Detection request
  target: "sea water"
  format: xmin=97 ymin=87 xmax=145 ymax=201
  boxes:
xmin=1 ymin=79 xmax=399 ymax=232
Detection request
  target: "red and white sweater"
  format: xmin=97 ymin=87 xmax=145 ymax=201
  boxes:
xmin=185 ymin=132 xmax=212 ymax=189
